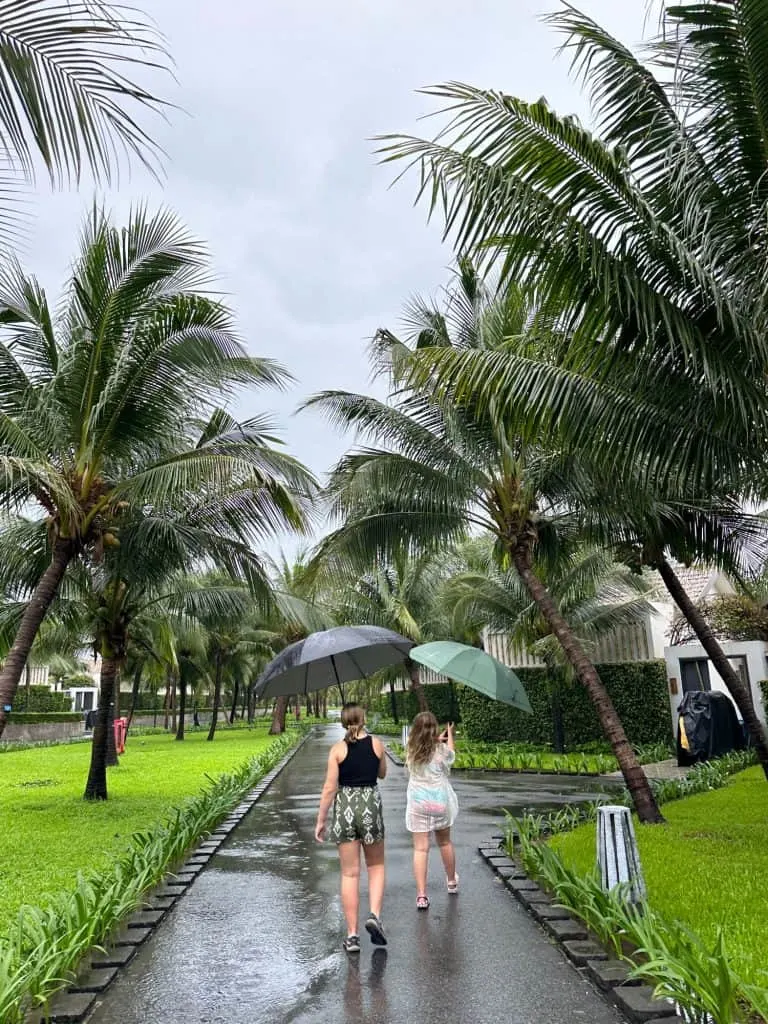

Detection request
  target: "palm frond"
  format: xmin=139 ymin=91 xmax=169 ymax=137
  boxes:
xmin=0 ymin=0 xmax=171 ymax=187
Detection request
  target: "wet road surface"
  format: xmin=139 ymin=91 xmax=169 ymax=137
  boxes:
xmin=87 ymin=727 xmax=626 ymax=1024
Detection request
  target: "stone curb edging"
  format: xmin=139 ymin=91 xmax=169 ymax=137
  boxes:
xmin=384 ymin=743 xmax=405 ymax=767
xmin=478 ymin=844 xmax=685 ymax=1024
xmin=32 ymin=728 xmax=315 ymax=1024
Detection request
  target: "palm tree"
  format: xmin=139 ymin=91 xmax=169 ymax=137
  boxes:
xmin=305 ymin=269 xmax=665 ymax=823
xmin=324 ymin=551 xmax=454 ymax=712
xmin=0 ymin=0 xmax=170 ymax=246
xmin=0 ymin=205 xmax=315 ymax=740
xmin=377 ymin=3 xmax=768 ymax=489
xmin=376 ymin=4 xmax=768 ymax=771
xmin=444 ymin=538 xmax=656 ymax=751
xmin=261 ymin=553 xmax=336 ymax=734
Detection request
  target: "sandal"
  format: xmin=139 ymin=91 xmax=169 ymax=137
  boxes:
xmin=416 ymin=895 xmax=430 ymax=910
xmin=447 ymin=874 xmax=459 ymax=894
xmin=343 ymin=935 xmax=361 ymax=953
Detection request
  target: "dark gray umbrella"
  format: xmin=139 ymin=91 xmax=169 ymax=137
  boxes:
xmin=253 ymin=625 xmax=415 ymax=698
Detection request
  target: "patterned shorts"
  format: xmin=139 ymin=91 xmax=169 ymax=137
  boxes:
xmin=330 ymin=785 xmax=385 ymax=845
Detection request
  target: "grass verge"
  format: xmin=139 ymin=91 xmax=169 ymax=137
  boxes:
xmin=550 ymin=765 xmax=768 ymax=988
xmin=0 ymin=723 xmax=288 ymax=937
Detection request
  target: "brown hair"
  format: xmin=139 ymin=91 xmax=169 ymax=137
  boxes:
xmin=341 ymin=702 xmax=366 ymax=743
xmin=406 ymin=711 xmax=440 ymax=767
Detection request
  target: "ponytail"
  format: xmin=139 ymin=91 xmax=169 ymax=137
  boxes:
xmin=340 ymin=702 xmax=365 ymax=743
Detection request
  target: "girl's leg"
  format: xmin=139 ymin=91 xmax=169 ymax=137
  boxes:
xmin=362 ymin=840 xmax=385 ymax=918
xmin=412 ymin=831 xmax=430 ymax=895
xmin=338 ymin=841 xmax=362 ymax=935
xmin=435 ymin=827 xmax=456 ymax=882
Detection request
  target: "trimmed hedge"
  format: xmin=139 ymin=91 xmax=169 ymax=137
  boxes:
xmin=457 ymin=661 xmax=670 ymax=749
xmin=371 ymin=683 xmax=462 ymax=724
xmin=13 ymin=686 xmax=72 ymax=713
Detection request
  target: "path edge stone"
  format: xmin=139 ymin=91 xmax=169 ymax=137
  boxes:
xmin=35 ymin=726 xmax=315 ymax=1024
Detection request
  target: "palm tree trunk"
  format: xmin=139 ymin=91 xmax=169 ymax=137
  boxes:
xmin=24 ymin=663 xmax=31 ymax=710
xmin=388 ymin=680 xmax=399 ymax=724
xmin=657 ymin=556 xmax=768 ymax=780
xmin=163 ymin=678 xmax=170 ymax=730
xmin=513 ymin=544 xmax=664 ymax=824
xmin=229 ymin=679 xmax=240 ymax=724
xmin=126 ymin=665 xmax=142 ymax=731
xmin=84 ymin=655 xmax=119 ymax=800
xmin=175 ymin=673 xmax=187 ymax=741
xmin=551 ymin=679 xmax=566 ymax=754
xmin=269 ymin=695 xmax=288 ymax=735
xmin=0 ymin=536 xmax=75 ymax=739
xmin=207 ymin=650 xmax=223 ymax=742
xmin=406 ymin=658 xmax=429 ymax=712
xmin=105 ymin=660 xmax=119 ymax=768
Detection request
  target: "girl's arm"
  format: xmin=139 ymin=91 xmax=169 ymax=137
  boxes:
xmin=315 ymin=745 xmax=341 ymax=841
xmin=445 ymin=722 xmax=455 ymax=753
xmin=372 ymin=735 xmax=387 ymax=779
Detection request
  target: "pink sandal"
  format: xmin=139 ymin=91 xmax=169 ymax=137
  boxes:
xmin=416 ymin=894 xmax=430 ymax=910
xmin=447 ymin=874 xmax=459 ymax=894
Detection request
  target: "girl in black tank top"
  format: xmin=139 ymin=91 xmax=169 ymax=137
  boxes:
xmin=315 ymin=703 xmax=388 ymax=953
xmin=338 ymin=734 xmax=381 ymax=787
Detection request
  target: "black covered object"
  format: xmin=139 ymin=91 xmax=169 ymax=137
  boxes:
xmin=677 ymin=690 xmax=745 ymax=767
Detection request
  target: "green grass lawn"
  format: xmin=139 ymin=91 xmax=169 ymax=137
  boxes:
xmin=0 ymin=724 xmax=281 ymax=937
xmin=550 ymin=766 xmax=768 ymax=986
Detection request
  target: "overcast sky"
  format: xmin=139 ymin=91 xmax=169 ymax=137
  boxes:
xmin=25 ymin=0 xmax=650 ymax=555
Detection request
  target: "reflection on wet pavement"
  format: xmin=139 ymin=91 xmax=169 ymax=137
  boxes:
xmin=87 ymin=727 xmax=625 ymax=1024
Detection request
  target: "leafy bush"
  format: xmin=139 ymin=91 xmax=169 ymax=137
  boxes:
xmin=370 ymin=683 xmax=462 ymax=723
xmin=758 ymin=680 xmax=768 ymax=716
xmin=0 ymin=730 xmax=302 ymax=1022
xmin=457 ymin=661 xmax=670 ymax=748
xmin=12 ymin=687 xmax=73 ymax=713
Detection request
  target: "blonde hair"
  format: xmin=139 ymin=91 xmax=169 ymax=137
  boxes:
xmin=406 ymin=711 xmax=440 ymax=767
xmin=341 ymin=702 xmax=366 ymax=743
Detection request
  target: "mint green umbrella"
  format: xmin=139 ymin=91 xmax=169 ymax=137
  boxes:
xmin=409 ymin=640 xmax=533 ymax=713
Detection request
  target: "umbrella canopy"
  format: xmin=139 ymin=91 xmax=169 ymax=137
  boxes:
xmin=409 ymin=640 xmax=533 ymax=714
xmin=253 ymin=625 xmax=414 ymax=698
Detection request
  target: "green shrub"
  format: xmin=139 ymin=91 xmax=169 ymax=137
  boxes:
xmin=12 ymin=686 xmax=73 ymax=713
xmin=458 ymin=661 xmax=670 ymax=748
xmin=370 ymin=683 xmax=462 ymax=724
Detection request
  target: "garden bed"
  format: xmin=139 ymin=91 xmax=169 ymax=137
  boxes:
xmin=387 ymin=738 xmax=639 ymax=776
xmin=549 ymin=765 xmax=768 ymax=990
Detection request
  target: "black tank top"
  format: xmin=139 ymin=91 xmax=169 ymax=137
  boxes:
xmin=338 ymin=735 xmax=380 ymax=787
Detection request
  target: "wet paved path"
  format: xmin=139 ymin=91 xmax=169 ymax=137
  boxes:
xmin=88 ymin=728 xmax=625 ymax=1024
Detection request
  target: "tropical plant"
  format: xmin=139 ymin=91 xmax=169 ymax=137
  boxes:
xmin=0 ymin=205 xmax=315 ymax=741
xmin=259 ymin=553 xmax=337 ymax=734
xmin=305 ymin=264 xmax=664 ymax=822
xmin=324 ymin=550 xmax=458 ymax=712
xmin=377 ymin=2 xmax=768 ymax=776
xmin=0 ymin=0 xmax=170 ymax=247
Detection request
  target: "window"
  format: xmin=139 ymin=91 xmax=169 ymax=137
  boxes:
xmin=680 ymin=658 xmax=711 ymax=693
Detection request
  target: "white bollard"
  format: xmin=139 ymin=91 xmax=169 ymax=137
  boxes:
xmin=401 ymin=725 xmax=410 ymax=748
xmin=596 ymin=805 xmax=647 ymax=905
